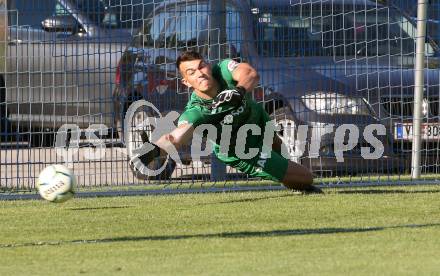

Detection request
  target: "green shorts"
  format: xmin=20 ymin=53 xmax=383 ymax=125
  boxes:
xmin=216 ymin=149 xmax=289 ymax=182
xmin=213 ymin=105 xmax=288 ymax=182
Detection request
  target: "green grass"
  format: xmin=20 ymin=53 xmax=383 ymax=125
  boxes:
xmin=1 ymin=185 xmax=440 ymax=275
xmin=4 ymin=172 xmax=440 ymax=194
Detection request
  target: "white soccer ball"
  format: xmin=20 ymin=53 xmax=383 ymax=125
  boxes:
xmin=37 ymin=165 xmax=76 ymax=203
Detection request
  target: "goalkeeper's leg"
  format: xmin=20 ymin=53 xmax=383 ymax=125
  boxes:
xmin=281 ymin=160 xmax=321 ymax=192
xmin=270 ymin=133 xmax=321 ymax=193
xmin=257 ymin=150 xmax=321 ymax=193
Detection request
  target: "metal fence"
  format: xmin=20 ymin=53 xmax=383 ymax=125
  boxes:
xmin=1 ymin=0 xmax=440 ymax=195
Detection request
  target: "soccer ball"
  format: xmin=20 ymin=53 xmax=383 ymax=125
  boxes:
xmin=37 ymin=165 xmax=76 ymax=203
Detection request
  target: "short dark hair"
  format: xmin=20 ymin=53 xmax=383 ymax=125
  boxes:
xmin=176 ymin=50 xmax=204 ymax=70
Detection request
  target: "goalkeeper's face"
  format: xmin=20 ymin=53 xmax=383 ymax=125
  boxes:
xmin=179 ymin=59 xmax=214 ymax=93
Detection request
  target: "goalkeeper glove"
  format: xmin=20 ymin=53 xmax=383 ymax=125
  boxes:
xmin=132 ymin=131 xmax=162 ymax=165
xmin=210 ymin=86 xmax=247 ymax=110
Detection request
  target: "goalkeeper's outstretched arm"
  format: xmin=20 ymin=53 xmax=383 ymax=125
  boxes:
xmin=232 ymin=62 xmax=260 ymax=92
xmin=154 ymin=123 xmax=195 ymax=156
xmin=140 ymin=123 xmax=194 ymax=165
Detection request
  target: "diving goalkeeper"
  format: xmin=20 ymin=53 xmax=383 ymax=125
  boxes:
xmin=143 ymin=50 xmax=321 ymax=193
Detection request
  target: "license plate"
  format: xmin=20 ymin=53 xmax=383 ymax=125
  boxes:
xmin=395 ymin=123 xmax=440 ymax=140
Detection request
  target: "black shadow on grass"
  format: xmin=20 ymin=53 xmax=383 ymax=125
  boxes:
xmin=2 ymin=223 xmax=439 ymax=248
xmin=196 ymin=193 xmax=295 ymax=205
xmin=68 ymin=206 xmax=133 ymax=211
xmin=335 ymin=189 xmax=440 ymax=195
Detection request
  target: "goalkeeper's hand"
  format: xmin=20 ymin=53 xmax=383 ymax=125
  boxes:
xmin=210 ymin=86 xmax=247 ymax=110
xmin=131 ymin=132 xmax=162 ymax=165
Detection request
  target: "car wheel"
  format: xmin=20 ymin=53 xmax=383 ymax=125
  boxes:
xmin=125 ymin=106 xmax=176 ymax=180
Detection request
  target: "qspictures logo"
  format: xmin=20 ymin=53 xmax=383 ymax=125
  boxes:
xmin=55 ymin=100 xmax=386 ymax=176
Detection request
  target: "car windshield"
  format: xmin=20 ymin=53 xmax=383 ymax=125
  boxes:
xmin=72 ymin=0 xmax=149 ymax=29
xmin=136 ymin=3 xmax=209 ymax=48
xmin=253 ymin=4 xmax=436 ymax=57
xmin=73 ymin=0 xmax=107 ymax=25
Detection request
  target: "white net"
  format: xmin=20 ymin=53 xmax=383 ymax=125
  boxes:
xmin=1 ymin=0 xmax=440 ymax=195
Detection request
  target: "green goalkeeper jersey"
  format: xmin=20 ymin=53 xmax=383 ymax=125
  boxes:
xmin=178 ymin=59 xmax=271 ymax=163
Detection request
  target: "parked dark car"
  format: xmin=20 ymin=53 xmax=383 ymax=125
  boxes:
xmin=1 ymin=0 xmax=154 ymax=146
xmin=391 ymin=0 xmax=440 ymax=45
xmin=114 ymin=0 xmax=440 ymax=179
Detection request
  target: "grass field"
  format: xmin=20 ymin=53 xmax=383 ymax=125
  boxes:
xmin=1 ymin=185 xmax=440 ymax=275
